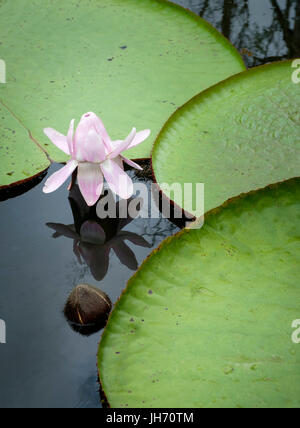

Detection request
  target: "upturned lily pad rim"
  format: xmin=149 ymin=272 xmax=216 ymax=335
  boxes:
xmin=0 ymin=168 xmax=49 ymax=202
xmin=98 ymin=176 xmax=299 ymax=407
xmin=0 ymin=165 xmax=49 ymax=192
xmin=150 ymin=59 xmax=295 ymax=216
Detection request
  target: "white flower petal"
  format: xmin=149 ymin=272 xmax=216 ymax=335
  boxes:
xmin=101 ymin=159 xmax=133 ymax=200
xmin=43 ymin=160 xmax=78 ymax=194
xmin=44 ymin=128 xmax=70 ymax=155
xmin=77 ymin=163 xmax=104 ymax=207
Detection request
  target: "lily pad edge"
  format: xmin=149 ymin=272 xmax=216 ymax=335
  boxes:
xmin=98 ymin=175 xmax=300 ymax=407
xmin=150 ymin=59 xmax=297 ymax=216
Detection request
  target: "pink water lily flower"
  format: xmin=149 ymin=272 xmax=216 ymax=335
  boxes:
xmin=43 ymin=112 xmax=151 ymax=206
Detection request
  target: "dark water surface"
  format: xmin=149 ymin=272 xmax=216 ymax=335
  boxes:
xmin=0 ymin=167 xmax=179 ymax=408
xmin=0 ymin=0 xmax=299 ymax=408
xmin=174 ymin=0 xmax=300 ymax=67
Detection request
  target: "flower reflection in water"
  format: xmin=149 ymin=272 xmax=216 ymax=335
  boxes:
xmin=47 ymin=184 xmax=151 ymax=282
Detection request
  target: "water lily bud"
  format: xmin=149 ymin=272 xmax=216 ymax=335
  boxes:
xmin=64 ymin=284 xmax=112 ymax=335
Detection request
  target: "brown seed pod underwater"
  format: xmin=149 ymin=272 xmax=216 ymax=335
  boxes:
xmin=64 ymin=284 xmax=112 ymax=336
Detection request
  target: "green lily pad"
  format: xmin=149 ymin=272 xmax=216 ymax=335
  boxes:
xmin=152 ymin=61 xmax=300 ymax=213
xmin=0 ymin=0 xmax=245 ymax=187
xmin=99 ymin=178 xmax=300 ymax=408
xmin=0 ymin=103 xmax=49 ymax=189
